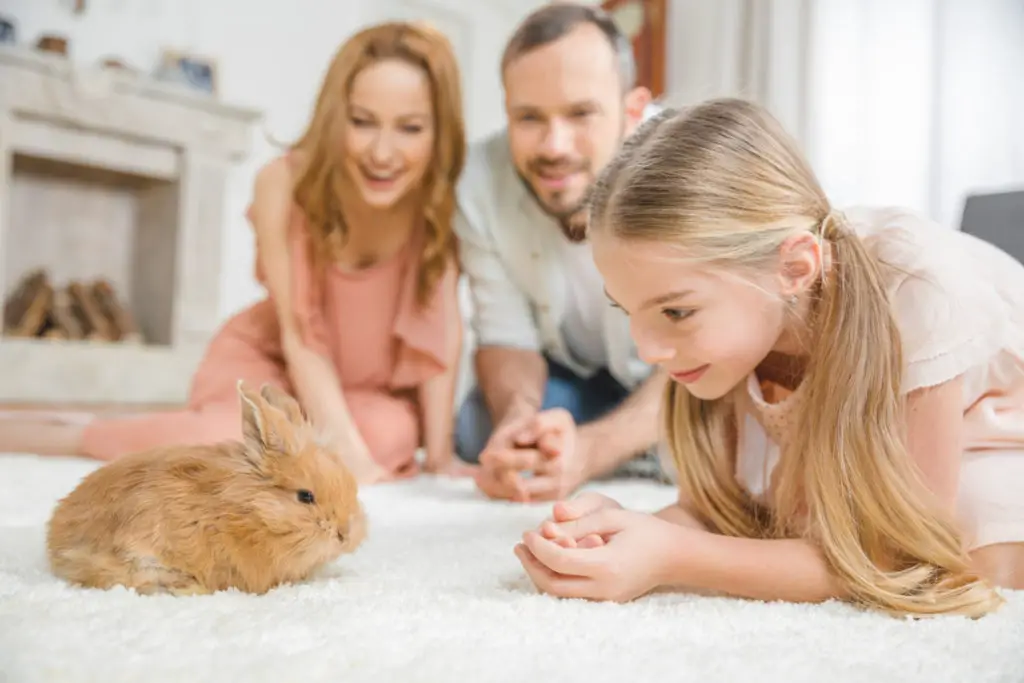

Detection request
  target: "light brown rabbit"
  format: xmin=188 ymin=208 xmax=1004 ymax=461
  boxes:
xmin=46 ymin=381 xmax=366 ymax=596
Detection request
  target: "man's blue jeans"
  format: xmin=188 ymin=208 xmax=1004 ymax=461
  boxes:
xmin=454 ymin=357 xmax=629 ymax=463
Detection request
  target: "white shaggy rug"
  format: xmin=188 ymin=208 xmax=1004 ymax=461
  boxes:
xmin=1 ymin=453 xmax=1022 ymax=683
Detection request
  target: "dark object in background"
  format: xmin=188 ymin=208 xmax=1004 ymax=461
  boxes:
xmin=36 ymin=33 xmax=68 ymax=55
xmin=601 ymin=0 xmax=667 ymax=99
xmin=178 ymin=58 xmax=215 ymax=93
xmin=960 ymin=189 xmax=1024 ymax=265
xmin=0 ymin=15 xmax=16 ymax=45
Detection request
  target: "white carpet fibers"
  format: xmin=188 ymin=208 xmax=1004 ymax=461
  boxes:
xmin=1 ymin=453 xmax=1022 ymax=683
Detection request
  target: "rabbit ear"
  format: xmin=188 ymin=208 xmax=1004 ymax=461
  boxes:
xmin=237 ymin=380 xmax=292 ymax=457
xmin=258 ymin=384 xmax=304 ymax=424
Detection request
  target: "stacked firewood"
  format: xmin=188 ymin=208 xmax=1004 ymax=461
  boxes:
xmin=2 ymin=269 xmax=143 ymax=343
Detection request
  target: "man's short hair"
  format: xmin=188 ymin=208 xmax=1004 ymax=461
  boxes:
xmin=500 ymin=3 xmax=636 ymax=91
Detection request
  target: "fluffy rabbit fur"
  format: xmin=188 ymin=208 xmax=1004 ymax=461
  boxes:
xmin=47 ymin=381 xmax=366 ymax=595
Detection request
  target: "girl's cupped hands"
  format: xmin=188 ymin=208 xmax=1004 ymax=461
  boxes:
xmin=515 ymin=492 xmax=691 ymax=602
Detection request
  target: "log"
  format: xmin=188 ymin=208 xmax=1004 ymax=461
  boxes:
xmin=3 ymin=270 xmax=52 ymax=338
xmin=67 ymin=281 xmax=116 ymax=341
xmin=4 ymin=271 xmax=142 ymax=343
xmin=92 ymin=279 xmax=142 ymax=343
xmin=50 ymin=287 xmax=85 ymax=340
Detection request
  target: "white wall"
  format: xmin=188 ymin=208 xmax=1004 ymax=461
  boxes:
xmin=0 ymin=0 xmax=542 ymax=322
xmin=369 ymin=0 xmax=548 ymax=144
xmin=1 ymin=0 xmax=376 ymax=319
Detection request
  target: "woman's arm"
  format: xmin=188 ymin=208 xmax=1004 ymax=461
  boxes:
xmin=417 ymin=266 xmax=466 ymax=473
xmin=248 ymin=159 xmax=386 ymax=483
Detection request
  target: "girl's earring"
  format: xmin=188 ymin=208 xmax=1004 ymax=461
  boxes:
xmin=788 ymin=294 xmax=799 ymax=306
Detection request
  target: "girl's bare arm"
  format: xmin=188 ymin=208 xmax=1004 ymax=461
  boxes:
xmin=663 ymin=377 xmax=967 ymax=603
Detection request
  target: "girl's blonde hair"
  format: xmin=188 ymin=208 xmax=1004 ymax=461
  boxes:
xmin=290 ymin=21 xmax=465 ymax=306
xmin=588 ymin=98 xmax=1002 ymax=617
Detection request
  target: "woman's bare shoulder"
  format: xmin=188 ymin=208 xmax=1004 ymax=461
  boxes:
xmin=254 ymin=154 xmax=296 ymax=196
xmin=249 ymin=154 xmax=299 ymax=233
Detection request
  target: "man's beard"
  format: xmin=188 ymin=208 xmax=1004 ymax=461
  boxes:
xmin=516 ymin=120 xmax=627 ymax=244
xmin=517 ymin=163 xmax=592 ymax=243
xmin=559 ymin=194 xmax=591 ymax=243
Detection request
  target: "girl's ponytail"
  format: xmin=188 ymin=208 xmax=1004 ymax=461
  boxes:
xmin=776 ymin=211 xmax=1001 ymax=616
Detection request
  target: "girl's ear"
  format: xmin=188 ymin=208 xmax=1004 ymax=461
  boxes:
xmin=777 ymin=232 xmax=823 ymax=298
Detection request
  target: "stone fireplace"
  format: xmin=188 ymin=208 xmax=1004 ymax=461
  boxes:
xmin=0 ymin=45 xmax=261 ymax=404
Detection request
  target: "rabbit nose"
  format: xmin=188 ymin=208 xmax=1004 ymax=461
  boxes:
xmin=336 ymin=530 xmax=346 ymax=543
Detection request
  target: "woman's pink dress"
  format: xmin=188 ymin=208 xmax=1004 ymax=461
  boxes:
xmin=78 ymin=174 xmax=455 ymax=476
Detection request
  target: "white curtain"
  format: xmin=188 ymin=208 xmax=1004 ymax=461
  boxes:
xmin=664 ymin=0 xmax=815 ymax=146
xmin=929 ymin=0 xmax=1024 ymax=226
xmin=807 ymin=0 xmax=1024 ymax=227
xmin=664 ymin=0 xmax=1024 ymax=228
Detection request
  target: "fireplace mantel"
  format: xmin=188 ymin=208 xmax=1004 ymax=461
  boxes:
xmin=0 ymin=45 xmax=262 ymax=404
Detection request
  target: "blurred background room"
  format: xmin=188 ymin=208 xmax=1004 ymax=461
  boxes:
xmin=0 ymin=0 xmax=1021 ymax=408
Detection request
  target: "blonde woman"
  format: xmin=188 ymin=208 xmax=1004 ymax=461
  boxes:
xmin=1 ymin=22 xmax=468 ymax=485
xmin=514 ymin=98 xmax=1024 ymax=616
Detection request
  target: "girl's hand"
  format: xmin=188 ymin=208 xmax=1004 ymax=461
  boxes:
xmin=536 ymin=492 xmax=623 ymax=549
xmin=514 ymin=508 xmax=689 ymax=602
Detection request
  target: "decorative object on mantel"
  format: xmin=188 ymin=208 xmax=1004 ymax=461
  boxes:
xmin=155 ymin=49 xmax=218 ymax=96
xmin=2 ymin=270 xmax=141 ymax=343
xmin=0 ymin=44 xmax=263 ymax=404
xmin=0 ymin=15 xmax=15 ymax=46
xmin=35 ymin=33 xmax=69 ymax=56
xmin=100 ymin=57 xmax=138 ymax=75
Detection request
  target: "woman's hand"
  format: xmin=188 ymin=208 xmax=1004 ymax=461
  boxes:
xmin=329 ymin=433 xmax=390 ymax=485
xmin=347 ymin=457 xmax=390 ymax=485
xmin=514 ymin=507 xmax=691 ymax=602
xmin=424 ymin=457 xmax=478 ymax=478
xmin=350 ymin=459 xmax=391 ymax=485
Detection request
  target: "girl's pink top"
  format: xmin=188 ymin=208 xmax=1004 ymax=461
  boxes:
xmin=726 ymin=206 xmax=1024 ymax=552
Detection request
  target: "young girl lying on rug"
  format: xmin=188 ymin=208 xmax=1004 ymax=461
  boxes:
xmin=514 ymin=98 xmax=1024 ymax=617
xmin=0 ymin=22 xmax=470 ymax=485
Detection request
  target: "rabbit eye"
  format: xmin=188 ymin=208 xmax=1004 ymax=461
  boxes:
xmin=296 ymin=489 xmax=316 ymax=505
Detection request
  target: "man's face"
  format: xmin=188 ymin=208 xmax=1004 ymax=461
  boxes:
xmin=503 ymin=24 xmax=648 ymax=241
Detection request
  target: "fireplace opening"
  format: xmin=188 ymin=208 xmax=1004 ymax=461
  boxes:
xmin=2 ymin=152 xmax=180 ymax=347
